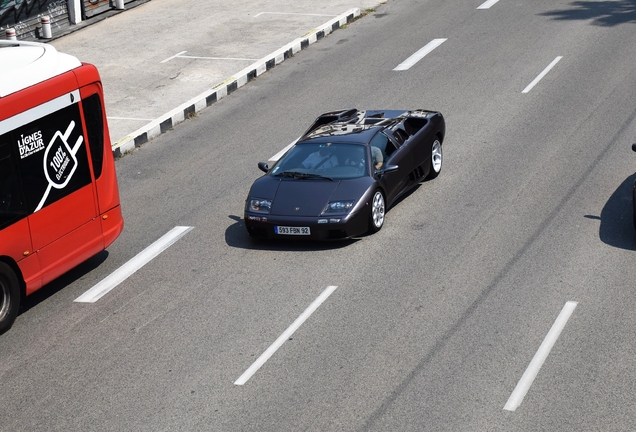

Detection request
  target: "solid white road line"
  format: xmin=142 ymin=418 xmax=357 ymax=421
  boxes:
xmin=161 ymin=51 xmax=258 ymax=63
xmin=477 ymin=0 xmax=501 ymax=9
xmin=504 ymin=301 xmax=578 ymax=412
xmin=522 ymin=56 xmax=563 ymax=93
xmin=161 ymin=51 xmax=187 ymax=64
xmin=254 ymin=12 xmax=336 ymax=18
xmin=74 ymin=226 xmax=194 ymax=303
xmin=234 ymin=285 xmax=338 ymax=385
xmin=177 ymin=55 xmax=259 ymax=61
xmin=393 ymin=39 xmax=447 ymax=71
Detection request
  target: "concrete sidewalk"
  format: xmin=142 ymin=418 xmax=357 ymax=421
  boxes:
xmin=48 ymin=0 xmax=382 ymax=156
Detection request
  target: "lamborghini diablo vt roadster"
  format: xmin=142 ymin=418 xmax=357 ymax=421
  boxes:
xmin=244 ymin=108 xmax=445 ymax=240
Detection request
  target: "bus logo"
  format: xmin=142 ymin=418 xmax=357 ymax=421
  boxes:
xmin=35 ymin=120 xmax=84 ymax=211
xmin=17 ymin=130 xmax=45 ymax=159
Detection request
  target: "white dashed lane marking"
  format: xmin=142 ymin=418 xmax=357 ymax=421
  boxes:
xmin=393 ymin=39 xmax=447 ymax=71
xmin=504 ymin=301 xmax=578 ymax=412
xmin=522 ymin=56 xmax=563 ymax=93
xmin=234 ymin=285 xmax=338 ymax=385
xmin=477 ymin=0 xmax=501 ymax=9
xmin=74 ymin=226 xmax=194 ymax=303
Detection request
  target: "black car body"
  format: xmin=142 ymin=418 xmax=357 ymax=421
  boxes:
xmin=244 ymin=108 xmax=446 ymax=240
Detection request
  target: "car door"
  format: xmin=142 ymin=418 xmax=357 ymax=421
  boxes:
xmin=391 ymin=127 xmax=426 ymax=180
xmin=370 ymin=132 xmax=412 ymax=204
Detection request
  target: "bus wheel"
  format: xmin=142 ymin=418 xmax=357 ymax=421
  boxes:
xmin=0 ymin=262 xmax=20 ymax=334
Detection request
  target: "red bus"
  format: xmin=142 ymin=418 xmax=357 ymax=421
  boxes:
xmin=0 ymin=40 xmax=124 ymax=333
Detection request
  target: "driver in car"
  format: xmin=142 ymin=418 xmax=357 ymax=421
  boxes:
xmin=371 ymin=146 xmax=383 ymax=170
xmin=302 ymin=145 xmax=338 ymax=170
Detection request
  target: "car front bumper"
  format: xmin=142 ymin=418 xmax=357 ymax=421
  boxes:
xmin=244 ymin=209 xmax=368 ymax=240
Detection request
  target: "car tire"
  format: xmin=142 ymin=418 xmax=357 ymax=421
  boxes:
xmin=426 ymin=138 xmax=443 ymax=180
xmin=369 ymin=190 xmax=385 ymax=233
xmin=0 ymin=262 xmax=20 ymax=334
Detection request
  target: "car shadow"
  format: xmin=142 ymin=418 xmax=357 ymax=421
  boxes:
xmin=389 ymin=182 xmax=423 ymax=209
xmin=586 ymin=173 xmax=636 ymax=251
xmin=18 ymin=250 xmax=109 ymax=316
xmin=540 ymin=1 xmax=636 ymax=27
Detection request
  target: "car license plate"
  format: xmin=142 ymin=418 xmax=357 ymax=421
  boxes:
xmin=275 ymin=226 xmax=310 ymax=235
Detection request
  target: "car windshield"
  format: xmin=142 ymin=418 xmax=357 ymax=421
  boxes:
xmin=270 ymin=142 xmax=367 ymax=180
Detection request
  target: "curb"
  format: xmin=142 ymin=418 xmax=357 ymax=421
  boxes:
xmin=111 ymin=8 xmax=361 ymax=158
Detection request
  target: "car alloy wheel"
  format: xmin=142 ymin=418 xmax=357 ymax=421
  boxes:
xmin=427 ymin=139 xmax=442 ymax=179
xmin=370 ymin=190 xmax=385 ymax=232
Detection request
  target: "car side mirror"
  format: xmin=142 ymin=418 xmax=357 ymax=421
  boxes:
xmin=380 ymin=164 xmax=399 ymax=174
xmin=258 ymin=162 xmax=269 ymax=173
xmin=632 ymin=143 xmax=636 ymax=153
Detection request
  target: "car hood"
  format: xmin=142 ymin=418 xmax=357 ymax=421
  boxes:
xmin=271 ymin=180 xmax=338 ymax=216
xmin=249 ymin=176 xmax=375 ymax=217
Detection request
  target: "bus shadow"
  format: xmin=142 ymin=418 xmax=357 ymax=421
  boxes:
xmin=19 ymin=251 xmax=109 ymax=315
xmin=586 ymin=173 xmax=636 ymax=251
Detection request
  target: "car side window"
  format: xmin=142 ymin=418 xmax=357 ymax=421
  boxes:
xmin=392 ymin=128 xmax=409 ymax=145
xmin=370 ymin=132 xmax=398 ymax=167
xmin=385 ymin=137 xmax=398 ymax=158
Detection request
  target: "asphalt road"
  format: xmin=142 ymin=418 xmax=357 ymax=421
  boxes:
xmin=3 ymin=0 xmax=636 ymax=431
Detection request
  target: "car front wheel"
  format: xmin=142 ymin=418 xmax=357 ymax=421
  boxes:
xmin=369 ymin=190 xmax=385 ymax=233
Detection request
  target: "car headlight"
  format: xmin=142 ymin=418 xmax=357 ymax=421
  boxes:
xmin=249 ymin=198 xmax=272 ymax=214
xmin=322 ymin=200 xmax=355 ymax=215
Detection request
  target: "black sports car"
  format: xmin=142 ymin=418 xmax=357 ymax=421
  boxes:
xmin=244 ymin=108 xmax=445 ymax=240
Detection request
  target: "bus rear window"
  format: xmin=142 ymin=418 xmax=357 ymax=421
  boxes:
xmin=14 ymin=102 xmax=92 ymax=213
xmin=82 ymin=94 xmax=104 ymax=180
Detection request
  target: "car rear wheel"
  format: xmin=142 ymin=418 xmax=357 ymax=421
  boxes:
xmin=427 ymin=139 xmax=442 ymax=180
xmin=369 ymin=190 xmax=385 ymax=233
xmin=0 ymin=262 xmax=20 ymax=334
